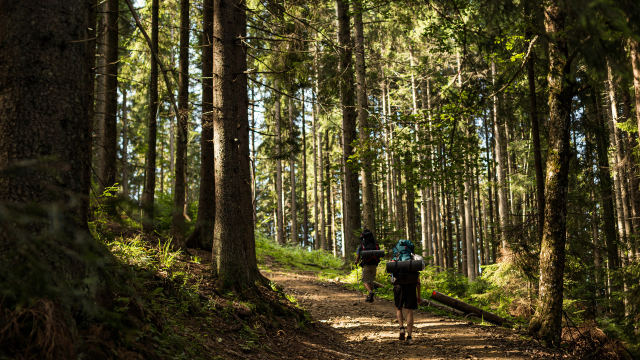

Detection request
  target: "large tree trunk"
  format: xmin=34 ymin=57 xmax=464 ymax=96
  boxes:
xmin=354 ymin=0 xmax=375 ymax=236
xmin=492 ymin=62 xmax=509 ymax=251
xmin=275 ymin=81 xmax=285 ymax=245
xmin=212 ymin=0 xmax=251 ymax=290
xmin=187 ymin=0 xmax=215 ymax=250
xmin=234 ymin=2 xmax=262 ymax=283
xmin=289 ymin=95 xmax=298 ymax=244
xmin=99 ymin=0 xmax=119 ymax=204
xmin=0 ymin=0 xmax=106 ymax=314
xmin=142 ymin=0 xmax=159 ymax=233
xmin=529 ymin=1 xmax=573 ymax=346
xmin=82 ymin=0 xmax=97 ymax=226
xmin=170 ymin=0 xmax=190 ymax=250
xmin=336 ymin=0 xmax=360 ymax=261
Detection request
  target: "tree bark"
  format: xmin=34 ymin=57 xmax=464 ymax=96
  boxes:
xmin=312 ymin=90 xmax=319 ymax=249
xmin=529 ymin=1 xmax=573 ymax=346
xmin=234 ymin=2 xmax=262 ymax=283
xmin=275 ymin=81 xmax=285 ymax=245
xmin=405 ymin=152 xmax=416 ymax=242
xmin=336 ymin=0 xmax=360 ymax=261
xmin=0 ymin=0 xmax=106 ymax=313
xmin=170 ymin=0 xmax=190 ymax=250
xmin=318 ymin=128 xmax=326 ymax=250
xmin=142 ymin=0 xmax=159 ymax=233
xmin=325 ymin=129 xmax=332 ymax=251
xmin=492 ymin=62 xmax=509 ymax=251
xmin=302 ymin=97 xmax=309 ymax=247
xmin=526 ymin=26 xmax=545 ymax=241
xmin=289 ymin=94 xmax=298 ymax=244
xmin=592 ymin=85 xmax=620 ymax=297
xmin=121 ymin=87 xmax=129 ymax=197
xmin=211 ymin=0 xmax=251 ymax=290
xmin=187 ymin=0 xmax=215 ymax=250
xmin=99 ymin=0 xmax=119 ymax=204
xmin=354 ymin=0 xmax=375 ymax=236
xmin=606 ymin=60 xmax=633 ymax=242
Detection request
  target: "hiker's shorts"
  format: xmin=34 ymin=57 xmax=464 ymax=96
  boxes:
xmin=394 ymin=283 xmax=418 ymax=310
xmin=361 ymin=264 xmax=377 ymax=284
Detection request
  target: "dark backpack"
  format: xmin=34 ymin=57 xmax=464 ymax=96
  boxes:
xmin=360 ymin=229 xmax=380 ymax=266
xmin=390 ymin=239 xmax=418 ymax=284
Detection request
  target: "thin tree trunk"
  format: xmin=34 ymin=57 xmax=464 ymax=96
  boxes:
xmin=455 ymin=192 xmax=463 ymax=273
xmin=275 ymin=81 xmax=285 ymax=245
xmin=187 ymin=0 xmax=214 ymax=250
xmin=592 ymin=85 xmax=620 ymax=300
xmin=318 ymin=128 xmax=326 ymax=250
xmin=405 ymin=152 xmax=416 ymax=242
xmin=336 ymin=0 xmax=360 ymax=261
xmin=121 ymin=88 xmax=129 ymax=197
xmin=99 ymin=0 xmax=119 ymax=208
xmin=529 ymin=1 xmax=574 ymax=345
xmin=459 ymin=185 xmax=468 ymax=275
xmin=606 ymin=60 xmax=633 ymax=242
xmin=492 ymin=62 xmax=509 ymax=251
xmin=325 ymin=129 xmax=332 ymax=252
xmin=526 ymin=24 xmax=545 ymax=241
xmin=289 ymin=94 xmax=298 ymax=244
xmin=170 ymin=0 xmax=190 ymax=250
xmin=302 ymin=96 xmax=309 ymax=247
xmin=433 ymin=185 xmax=443 ymax=270
xmin=312 ymin=89 xmax=319 ymax=249
xmin=142 ymin=0 xmax=160 ymax=234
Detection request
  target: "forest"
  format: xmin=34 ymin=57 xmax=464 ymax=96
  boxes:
xmin=1 ymin=0 xmax=640 ymax=358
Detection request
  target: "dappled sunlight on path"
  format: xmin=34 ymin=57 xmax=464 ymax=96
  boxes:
xmin=265 ymin=270 xmax=568 ymax=360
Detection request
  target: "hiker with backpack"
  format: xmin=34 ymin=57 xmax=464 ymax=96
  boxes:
xmin=388 ymin=239 xmax=423 ymax=345
xmin=354 ymin=228 xmax=381 ymax=303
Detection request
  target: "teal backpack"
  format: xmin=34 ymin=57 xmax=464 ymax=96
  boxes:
xmin=392 ymin=239 xmax=414 ymax=262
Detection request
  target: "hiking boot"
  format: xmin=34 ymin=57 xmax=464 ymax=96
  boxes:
xmin=365 ymin=294 xmax=372 ymax=302
xmin=406 ymin=336 xmax=414 ymax=345
xmin=370 ymin=292 xmax=375 ymax=302
xmin=399 ymin=327 xmax=405 ymax=341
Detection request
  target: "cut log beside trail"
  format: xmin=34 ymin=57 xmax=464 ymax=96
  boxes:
xmin=430 ymin=291 xmax=513 ymax=327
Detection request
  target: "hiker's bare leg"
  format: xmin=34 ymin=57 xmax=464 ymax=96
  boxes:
xmin=364 ymin=282 xmax=373 ymax=292
xmin=396 ymin=308 xmax=404 ymax=328
xmin=406 ymin=309 xmax=414 ymax=336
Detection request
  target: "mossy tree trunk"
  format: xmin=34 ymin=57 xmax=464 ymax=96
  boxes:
xmin=528 ymin=0 xmax=574 ymax=346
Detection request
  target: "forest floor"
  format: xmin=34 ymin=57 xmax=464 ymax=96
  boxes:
xmin=261 ymin=267 xmax=570 ymax=360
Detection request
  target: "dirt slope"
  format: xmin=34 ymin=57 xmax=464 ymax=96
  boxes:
xmin=267 ymin=269 xmax=568 ymax=360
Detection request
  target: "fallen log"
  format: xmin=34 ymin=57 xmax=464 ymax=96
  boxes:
xmin=372 ymin=281 xmax=386 ymax=289
xmin=430 ymin=291 xmax=512 ymax=327
xmin=419 ymin=299 xmax=467 ymax=316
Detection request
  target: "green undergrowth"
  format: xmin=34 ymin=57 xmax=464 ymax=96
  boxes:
xmin=255 ymin=233 xmax=346 ymax=278
xmin=88 ymin=230 xmax=311 ymax=359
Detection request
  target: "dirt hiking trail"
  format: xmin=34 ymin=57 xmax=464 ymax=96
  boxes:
xmin=267 ymin=269 xmax=569 ymax=360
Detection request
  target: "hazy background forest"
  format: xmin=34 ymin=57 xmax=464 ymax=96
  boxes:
xmin=2 ymin=0 xmax=640 ymax=357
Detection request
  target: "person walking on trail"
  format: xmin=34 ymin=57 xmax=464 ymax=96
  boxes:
xmin=354 ymin=228 xmax=381 ymax=303
xmin=390 ymin=239 xmax=422 ymax=345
